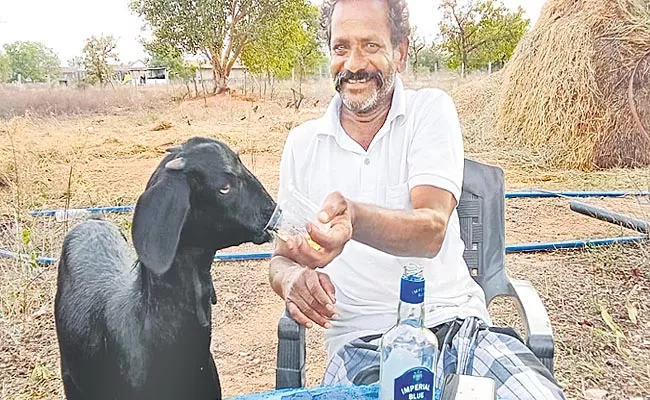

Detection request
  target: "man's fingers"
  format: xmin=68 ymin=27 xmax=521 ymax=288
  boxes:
xmin=277 ymin=226 xmax=347 ymax=269
xmin=305 ymin=274 xmax=336 ymax=318
xmin=286 ymin=301 xmax=313 ymax=329
xmin=308 ymin=219 xmax=351 ymax=250
xmin=295 ymin=292 xmax=332 ymax=328
xmin=318 ymin=273 xmax=337 ymax=304
xmin=318 ymin=192 xmax=348 ymax=223
xmin=281 ymin=236 xmax=322 ymax=268
xmin=306 ymin=222 xmax=329 ymax=244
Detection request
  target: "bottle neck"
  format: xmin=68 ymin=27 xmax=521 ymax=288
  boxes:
xmin=397 ymin=299 xmax=424 ymax=326
xmin=398 ymin=273 xmax=425 ymax=326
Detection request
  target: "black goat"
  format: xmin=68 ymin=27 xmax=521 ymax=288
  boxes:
xmin=54 ymin=137 xmax=276 ymax=400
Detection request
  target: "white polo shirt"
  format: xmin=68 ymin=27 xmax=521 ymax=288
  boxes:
xmin=277 ymin=76 xmax=492 ymax=360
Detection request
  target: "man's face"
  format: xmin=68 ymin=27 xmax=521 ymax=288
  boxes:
xmin=329 ymin=0 xmax=406 ymax=113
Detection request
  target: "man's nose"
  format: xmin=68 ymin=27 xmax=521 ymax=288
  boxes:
xmin=344 ymin=47 xmax=368 ymax=73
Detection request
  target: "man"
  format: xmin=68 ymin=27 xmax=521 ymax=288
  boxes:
xmin=268 ymin=0 xmax=567 ymax=398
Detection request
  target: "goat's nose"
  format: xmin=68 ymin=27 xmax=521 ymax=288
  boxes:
xmin=253 ymin=229 xmax=273 ymax=245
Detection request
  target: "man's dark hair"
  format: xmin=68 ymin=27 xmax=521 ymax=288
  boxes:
xmin=319 ymin=0 xmax=411 ymax=48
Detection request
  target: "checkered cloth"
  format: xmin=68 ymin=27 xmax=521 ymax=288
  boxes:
xmin=322 ymin=317 xmax=567 ymax=400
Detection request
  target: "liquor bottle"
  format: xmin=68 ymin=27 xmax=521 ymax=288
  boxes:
xmin=379 ymin=263 xmax=439 ymax=400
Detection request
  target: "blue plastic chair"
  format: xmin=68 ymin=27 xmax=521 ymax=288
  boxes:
xmin=274 ymin=159 xmax=555 ymax=389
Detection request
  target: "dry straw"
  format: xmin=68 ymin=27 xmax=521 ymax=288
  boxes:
xmin=497 ymin=0 xmax=650 ymax=170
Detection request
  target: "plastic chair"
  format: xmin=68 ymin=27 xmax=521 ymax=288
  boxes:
xmin=274 ymin=159 xmax=555 ymax=389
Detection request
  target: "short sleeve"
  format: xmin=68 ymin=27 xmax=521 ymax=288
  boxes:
xmin=407 ymin=90 xmax=464 ymax=202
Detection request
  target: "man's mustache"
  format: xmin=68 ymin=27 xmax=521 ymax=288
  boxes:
xmin=335 ymin=70 xmax=384 ymax=92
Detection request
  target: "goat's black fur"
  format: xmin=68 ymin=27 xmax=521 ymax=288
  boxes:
xmin=54 ymin=137 xmax=276 ymax=400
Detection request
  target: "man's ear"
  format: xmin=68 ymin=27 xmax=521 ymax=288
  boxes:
xmin=396 ymin=38 xmax=409 ymax=73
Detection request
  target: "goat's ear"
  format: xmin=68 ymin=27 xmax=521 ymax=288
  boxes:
xmin=166 ymin=145 xmax=183 ymax=154
xmin=132 ymin=173 xmax=190 ymax=275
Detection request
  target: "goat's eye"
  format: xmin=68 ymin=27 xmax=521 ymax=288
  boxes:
xmin=219 ymin=184 xmax=231 ymax=195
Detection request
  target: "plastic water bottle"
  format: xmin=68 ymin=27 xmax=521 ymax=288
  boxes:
xmin=379 ymin=263 xmax=439 ymax=400
xmin=55 ymin=209 xmax=92 ymax=222
xmin=54 ymin=209 xmax=103 ymax=222
xmin=263 ymin=184 xmax=330 ymax=251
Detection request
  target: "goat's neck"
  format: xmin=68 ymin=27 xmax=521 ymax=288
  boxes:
xmin=140 ymin=246 xmax=216 ymax=329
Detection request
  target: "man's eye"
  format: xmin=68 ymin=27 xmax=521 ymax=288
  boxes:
xmin=333 ymin=45 xmax=347 ymax=53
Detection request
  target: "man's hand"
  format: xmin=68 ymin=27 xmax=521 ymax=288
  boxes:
xmin=282 ymin=266 xmax=338 ymax=329
xmin=277 ymin=191 xmax=353 ymax=269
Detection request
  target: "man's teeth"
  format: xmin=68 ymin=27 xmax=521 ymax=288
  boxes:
xmin=348 ymin=78 xmax=367 ymax=83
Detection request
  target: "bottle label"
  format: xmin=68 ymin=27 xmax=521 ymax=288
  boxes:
xmin=394 ymin=367 xmax=433 ymax=400
xmin=400 ymin=276 xmax=424 ymax=304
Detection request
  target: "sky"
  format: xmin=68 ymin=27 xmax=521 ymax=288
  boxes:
xmin=0 ymin=0 xmax=547 ymax=67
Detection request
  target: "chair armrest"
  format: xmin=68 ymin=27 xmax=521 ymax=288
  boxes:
xmin=510 ymin=279 xmax=555 ymax=375
xmin=275 ymin=308 xmax=306 ymax=389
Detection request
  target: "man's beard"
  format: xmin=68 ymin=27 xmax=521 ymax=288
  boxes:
xmin=334 ymin=67 xmax=396 ymax=113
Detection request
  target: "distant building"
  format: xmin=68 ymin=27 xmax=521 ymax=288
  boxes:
xmin=119 ymin=60 xmax=168 ymax=86
xmin=58 ymin=61 xmax=168 ymax=86
xmin=59 ymin=66 xmax=86 ymax=86
xmin=187 ymin=60 xmax=248 ymax=87
xmin=57 ymin=59 xmax=250 ymax=87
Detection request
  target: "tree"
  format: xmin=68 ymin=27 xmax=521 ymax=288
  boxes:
xmin=67 ymin=56 xmax=84 ymax=69
xmin=293 ymin=18 xmax=327 ymax=93
xmin=82 ymin=35 xmax=120 ymax=86
xmin=240 ymin=0 xmax=324 ymax=94
xmin=131 ymin=0 xmax=282 ymax=93
xmin=0 ymin=51 xmax=10 ymax=83
xmin=438 ymin=0 xmax=529 ymax=75
xmin=408 ymin=26 xmax=426 ymax=73
xmin=417 ymin=45 xmax=444 ymax=73
xmin=3 ymin=41 xmax=60 ymax=82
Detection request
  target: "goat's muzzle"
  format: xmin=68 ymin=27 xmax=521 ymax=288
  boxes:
xmin=252 ymin=229 xmax=273 ymax=245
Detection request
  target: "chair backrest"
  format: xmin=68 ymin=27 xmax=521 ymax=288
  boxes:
xmin=457 ymin=159 xmax=512 ymax=305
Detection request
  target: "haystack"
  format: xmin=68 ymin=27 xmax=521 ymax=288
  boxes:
xmin=497 ymin=0 xmax=650 ymax=170
xmin=450 ymin=72 xmax=503 ymax=152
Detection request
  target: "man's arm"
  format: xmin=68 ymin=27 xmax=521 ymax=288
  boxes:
xmin=348 ymin=185 xmax=457 ymax=258
xmin=289 ymin=184 xmax=456 ymax=268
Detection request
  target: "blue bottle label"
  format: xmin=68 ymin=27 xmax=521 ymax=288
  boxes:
xmin=400 ymin=276 xmax=425 ymax=304
xmin=394 ymin=367 xmax=434 ymax=400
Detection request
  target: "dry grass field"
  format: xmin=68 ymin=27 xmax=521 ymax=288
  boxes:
xmin=0 ymin=73 xmax=649 ymax=400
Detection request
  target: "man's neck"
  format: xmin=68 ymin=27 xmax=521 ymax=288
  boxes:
xmin=340 ymin=91 xmax=394 ymax=151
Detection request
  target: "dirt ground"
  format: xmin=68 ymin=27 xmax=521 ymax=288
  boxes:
xmin=0 ymin=78 xmax=649 ymax=400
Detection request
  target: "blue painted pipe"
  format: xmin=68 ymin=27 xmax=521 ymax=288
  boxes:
xmin=0 ymin=249 xmax=58 ymax=265
xmin=213 ymin=251 xmax=272 ymax=261
xmin=505 ymin=190 xmax=650 ymax=199
xmin=27 ymin=190 xmax=650 ymax=217
xmin=2 ymin=235 xmax=647 ymax=266
xmin=503 ymin=235 xmax=648 ymax=252
xmin=28 ymin=205 xmax=134 ymax=217
xmin=0 ymin=248 xmax=273 ymax=265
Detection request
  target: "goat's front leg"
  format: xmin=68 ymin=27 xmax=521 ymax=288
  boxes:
xmin=203 ymin=353 xmax=222 ymax=400
xmin=61 ymin=369 xmax=86 ymax=400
